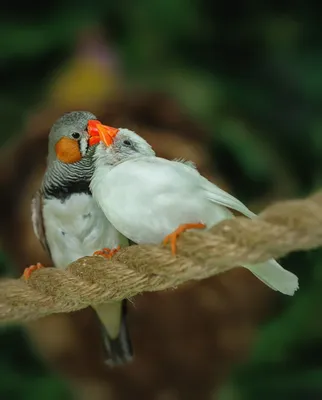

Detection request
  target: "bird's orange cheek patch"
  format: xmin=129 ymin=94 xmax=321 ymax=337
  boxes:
xmin=55 ymin=137 xmax=82 ymax=164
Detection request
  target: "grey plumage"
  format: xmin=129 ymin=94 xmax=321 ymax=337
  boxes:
xmin=31 ymin=111 xmax=133 ymax=366
xmin=43 ymin=111 xmax=97 ymax=199
xmin=47 ymin=111 xmax=96 ymax=162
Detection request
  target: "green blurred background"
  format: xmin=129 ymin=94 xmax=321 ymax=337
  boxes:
xmin=1 ymin=1 xmax=322 ymax=399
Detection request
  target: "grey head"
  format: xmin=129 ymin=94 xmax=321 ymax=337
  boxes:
xmin=93 ymin=128 xmax=156 ymax=167
xmin=43 ymin=111 xmax=98 ymax=200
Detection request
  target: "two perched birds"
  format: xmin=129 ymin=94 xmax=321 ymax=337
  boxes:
xmin=28 ymin=111 xmax=299 ymax=366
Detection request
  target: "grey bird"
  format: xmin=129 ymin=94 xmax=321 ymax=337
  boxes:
xmin=28 ymin=111 xmax=133 ymax=365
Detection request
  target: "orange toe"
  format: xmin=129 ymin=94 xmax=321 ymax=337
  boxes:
xmin=107 ymin=246 xmax=120 ymax=258
xmin=93 ymin=248 xmax=111 ymax=258
xmin=163 ymin=223 xmax=206 ymax=255
xmin=23 ymin=263 xmax=44 ymax=280
xmin=93 ymin=246 xmax=121 ymax=259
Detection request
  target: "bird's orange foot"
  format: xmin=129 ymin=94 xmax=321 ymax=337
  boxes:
xmin=93 ymin=247 xmax=111 ymax=258
xmin=93 ymin=246 xmax=121 ymax=259
xmin=163 ymin=223 xmax=206 ymax=255
xmin=23 ymin=263 xmax=44 ymax=280
xmin=108 ymin=246 xmax=121 ymax=258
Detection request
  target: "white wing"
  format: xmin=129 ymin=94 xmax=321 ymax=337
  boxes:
xmin=201 ymin=179 xmax=256 ymax=218
xmin=170 ymin=158 xmax=256 ymax=218
xmin=170 ymin=159 xmax=298 ymax=295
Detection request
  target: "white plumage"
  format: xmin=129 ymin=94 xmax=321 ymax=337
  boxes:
xmin=42 ymin=192 xmax=125 ymax=269
xmin=90 ymin=129 xmax=299 ymax=296
xmin=39 ymin=192 xmax=131 ymax=364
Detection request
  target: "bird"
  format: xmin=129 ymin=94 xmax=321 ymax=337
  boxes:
xmin=87 ymin=122 xmax=299 ymax=296
xmin=24 ymin=111 xmax=133 ymax=366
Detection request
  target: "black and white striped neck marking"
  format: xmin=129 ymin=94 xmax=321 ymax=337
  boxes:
xmin=42 ymin=159 xmax=94 ymax=202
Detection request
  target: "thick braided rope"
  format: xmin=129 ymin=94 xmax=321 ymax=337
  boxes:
xmin=1 ymin=191 xmax=322 ymax=324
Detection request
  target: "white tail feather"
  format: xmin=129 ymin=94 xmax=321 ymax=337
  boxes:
xmin=242 ymin=259 xmax=299 ymax=296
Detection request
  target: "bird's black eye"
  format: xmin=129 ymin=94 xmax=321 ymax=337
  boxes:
xmin=123 ymin=140 xmax=132 ymax=146
xmin=72 ymin=132 xmax=80 ymax=139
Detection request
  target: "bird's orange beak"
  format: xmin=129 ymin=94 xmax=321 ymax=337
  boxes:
xmin=87 ymin=120 xmax=119 ymax=147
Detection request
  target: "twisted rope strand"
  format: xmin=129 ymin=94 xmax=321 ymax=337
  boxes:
xmin=1 ymin=191 xmax=322 ymax=324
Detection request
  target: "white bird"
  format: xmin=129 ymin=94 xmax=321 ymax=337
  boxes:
xmin=26 ymin=112 xmax=133 ymax=365
xmin=88 ymin=123 xmax=299 ymax=296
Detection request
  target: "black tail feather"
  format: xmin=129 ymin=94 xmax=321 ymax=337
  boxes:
xmin=99 ymin=240 xmax=136 ymax=366
xmin=100 ymin=300 xmax=133 ymax=366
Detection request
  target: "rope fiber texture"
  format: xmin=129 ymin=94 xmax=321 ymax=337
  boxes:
xmin=1 ymin=191 xmax=322 ymax=324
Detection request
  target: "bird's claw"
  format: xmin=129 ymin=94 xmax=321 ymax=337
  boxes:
xmin=163 ymin=223 xmax=206 ymax=255
xmin=23 ymin=263 xmax=44 ymax=280
xmin=93 ymin=246 xmax=121 ymax=259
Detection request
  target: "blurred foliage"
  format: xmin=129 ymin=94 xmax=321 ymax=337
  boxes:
xmin=219 ymin=250 xmax=322 ymax=399
xmin=1 ymin=1 xmax=322 ymax=399
xmin=0 ymin=326 xmax=70 ymax=400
